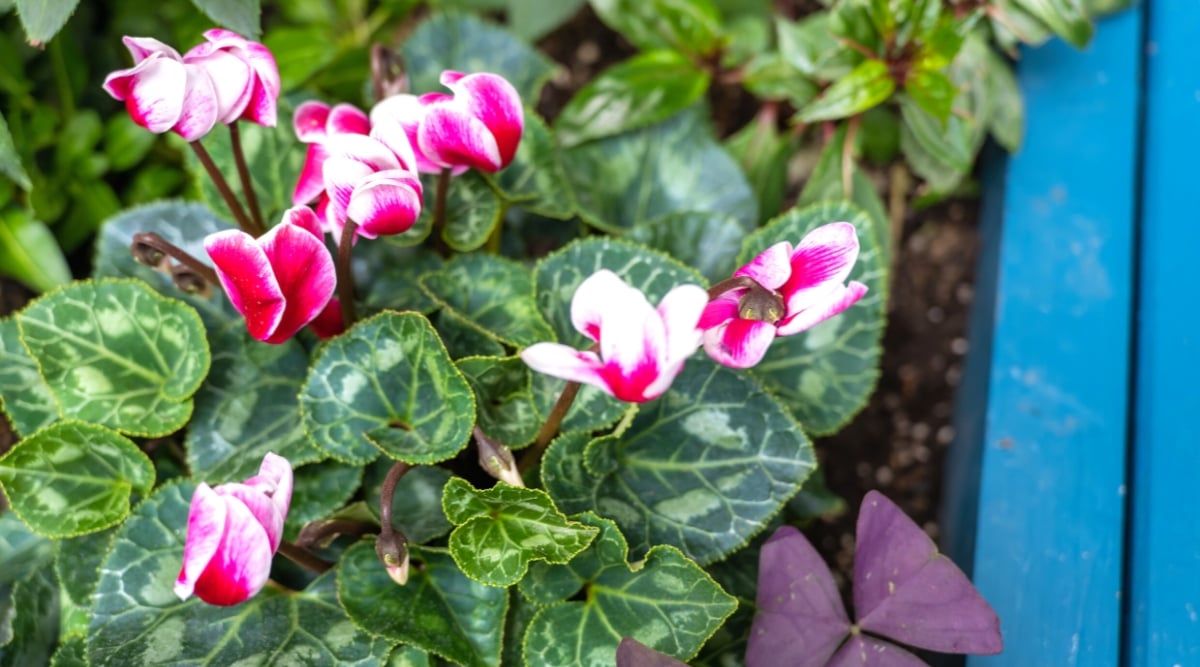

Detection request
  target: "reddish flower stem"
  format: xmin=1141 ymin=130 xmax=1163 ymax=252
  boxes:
xmin=131 ymin=232 xmax=219 ymax=286
xmin=337 ymin=221 xmax=359 ymax=329
xmin=228 ymin=123 xmax=266 ymax=235
xmin=517 ymin=380 xmax=583 ymax=475
xmin=277 ymin=539 xmax=334 ymax=574
xmin=189 ymin=141 xmax=256 ymax=235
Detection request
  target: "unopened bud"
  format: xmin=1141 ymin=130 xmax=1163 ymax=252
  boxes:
xmin=371 ymin=44 xmax=409 ymax=100
xmin=475 ymin=428 xmax=523 ymax=488
xmin=376 ymin=531 xmax=410 ymax=586
xmin=172 ymin=265 xmax=211 ymax=297
xmin=131 ymin=241 xmax=168 ymax=270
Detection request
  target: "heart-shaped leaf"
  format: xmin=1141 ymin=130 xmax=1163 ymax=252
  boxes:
xmin=299 ymin=311 xmax=476 ymax=465
xmin=626 ymin=211 xmax=747 ymax=284
xmin=456 ymin=356 xmax=541 ymax=449
xmin=485 ymin=109 xmax=574 ymax=220
xmin=419 ymin=253 xmax=554 ymax=348
xmin=443 ymin=477 xmax=599 ymax=587
xmin=542 ymin=357 xmax=815 ymax=564
xmin=433 ymin=171 xmax=505 ymax=253
xmin=337 ymin=539 xmax=508 ymax=667
xmin=522 ymin=513 xmax=736 ymax=666
xmin=16 ymin=280 xmax=210 ymax=436
xmin=0 ymin=421 xmax=153 ymax=537
xmin=0 ymin=318 xmax=56 ymax=437
xmin=13 ymin=0 xmax=80 ymax=43
xmin=88 ymin=482 xmax=392 ymax=666
xmin=854 ymin=491 xmax=1002 ymax=654
xmin=55 ymin=527 xmax=115 ymax=607
xmin=740 ymin=201 xmax=886 ymax=435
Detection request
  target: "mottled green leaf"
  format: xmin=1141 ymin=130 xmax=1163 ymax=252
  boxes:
xmin=435 ymin=308 xmax=507 ymax=360
xmin=0 ymin=318 xmax=56 ymax=436
xmin=0 ymin=564 xmax=57 ymax=667
xmin=420 ymin=254 xmax=552 ymax=347
xmin=364 ymin=461 xmax=453 ymax=544
xmin=486 ymin=110 xmax=574 ymax=219
xmin=401 ymin=12 xmax=556 ymax=105
xmin=338 ymin=540 xmax=508 ymax=667
xmin=563 ymin=108 xmax=757 ymax=233
xmin=0 ymin=112 xmax=29 ymax=190
xmin=300 ymin=312 xmax=476 ymax=465
xmin=0 ymin=511 xmax=53 ymax=647
xmin=49 ymin=635 xmax=86 ymax=667
xmin=555 ymin=50 xmax=711 ymax=148
xmin=362 ymin=245 xmax=443 ymax=315
xmin=0 ymin=421 xmax=153 ymax=537
xmin=17 ymin=280 xmax=209 ymax=436
xmin=626 ymin=211 xmax=746 ymax=284
xmin=436 ymin=171 xmax=505 ymax=252
xmin=285 ymin=462 xmax=363 ymax=541
xmin=188 ymin=0 xmax=261 ymax=37
xmin=443 ymin=477 xmax=598 ymax=587
xmin=13 ymin=0 xmax=79 ymax=43
xmin=456 ymin=356 xmax=541 ymax=448
xmin=588 ymin=0 xmax=724 ymax=56
xmin=187 ymin=324 xmax=319 ymax=481
xmin=982 ymin=46 xmax=1023 ymax=151
xmin=542 ymin=358 xmax=814 ymax=564
xmin=796 ymin=59 xmax=895 ymax=123
xmin=55 ymin=527 xmax=115 ymax=607
xmin=388 ymin=645 xmax=433 ymax=667
xmin=88 ymin=483 xmax=391 ymax=666
xmin=522 ymin=513 xmax=736 ymax=666
xmin=741 ymin=201 xmax=886 ymax=434
xmin=0 ymin=208 xmax=71 ymax=293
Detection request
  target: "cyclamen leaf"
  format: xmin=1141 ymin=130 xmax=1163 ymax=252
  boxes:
xmin=796 ymin=59 xmax=896 ymax=123
xmin=523 ymin=513 xmax=736 ymax=666
xmin=507 ymin=0 xmax=586 ymax=41
xmin=825 ymin=636 xmax=927 ymax=667
xmin=88 ymin=482 xmax=391 ymax=666
xmin=364 ymin=460 xmax=453 ymax=544
xmin=284 ymin=462 xmax=363 ymax=541
xmin=419 ymin=253 xmax=555 ymax=348
xmin=436 ymin=308 xmax=506 ymax=360
xmin=13 ymin=0 xmax=79 ymax=43
xmin=616 ymin=638 xmax=689 ymax=667
xmin=588 ymin=0 xmax=724 ymax=56
xmin=0 ymin=318 xmax=56 ymax=436
xmin=387 ymin=646 xmax=432 ymax=667
xmin=16 ymin=280 xmax=210 ymax=436
xmin=0 ymin=512 xmax=53 ymax=587
xmin=542 ymin=358 xmax=815 ymax=565
xmin=456 ymin=356 xmax=542 ymax=449
xmin=48 ymin=635 xmax=87 ymax=667
xmin=1014 ymin=0 xmax=1093 ymax=47
xmin=0 ymin=564 xmax=57 ymax=667
xmin=0 ymin=421 xmax=154 ymax=537
xmin=337 ymin=540 xmax=508 ymax=667
xmin=362 ymin=244 xmax=443 ymax=314
xmin=299 ymin=311 xmax=476 ymax=465
xmin=854 ymin=491 xmax=1002 ymax=654
xmin=0 ymin=111 xmax=29 ymax=190
xmin=627 ymin=211 xmax=746 ymax=284
xmin=486 ymin=109 xmax=574 ymax=220
xmin=443 ymin=477 xmax=599 ymax=587
xmin=434 ymin=171 xmax=504 ymax=253
xmin=187 ymin=0 xmax=261 ymax=38
xmin=55 ymin=527 xmax=115 ymax=607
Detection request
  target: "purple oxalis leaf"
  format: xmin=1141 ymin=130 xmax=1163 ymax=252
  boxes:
xmin=616 ymin=637 xmax=689 ymax=667
xmin=853 ymin=491 xmax=1002 ymax=654
xmin=746 ymin=525 xmax=852 ymax=667
xmin=826 ymin=635 xmax=928 ymax=667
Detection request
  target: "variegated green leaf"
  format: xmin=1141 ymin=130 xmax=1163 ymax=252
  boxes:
xmin=0 ymin=421 xmax=154 ymax=537
xmin=387 ymin=646 xmax=432 ymax=667
xmin=436 ymin=171 xmax=505 ymax=253
xmin=364 ymin=460 xmax=453 ymax=545
xmin=0 ymin=511 xmax=53 ymax=647
xmin=420 ymin=254 xmax=554 ymax=348
xmin=300 ymin=312 xmax=476 ymax=465
xmin=435 ymin=308 xmax=507 ymax=360
xmin=49 ymin=635 xmax=86 ymax=667
xmin=486 ymin=109 xmax=574 ymax=219
xmin=542 ymin=358 xmax=814 ymax=564
xmin=337 ymin=540 xmax=508 ymax=667
xmin=521 ymin=514 xmax=736 ymax=666
xmin=443 ymin=478 xmax=598 ymax=587
xmin=88 ymin=483 xmax=392 ymax=666
xmin=626 ymin=211 xmax=747 ymax=284
xmin=16 ymin=280 xmax=209 ymax=436
xmin=362 ymin=245 xmax=443 ymax=314
xmin=0 ymin=564 xmax=57 ymax=667
xmin=741 ymin=201 xmax=886 ymax=435
xmin=284 ymin=462 xmax=363 ymax=541
xmin=55 ymin=527 xmax=115 ymax=607
xmin=0 ymin=318 xmax=56 ymax=436
xmin=456 ymin=356 xmax=541 ymax=449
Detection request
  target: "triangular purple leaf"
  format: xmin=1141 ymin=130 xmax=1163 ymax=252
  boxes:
xmin=616 ymin=637 xmax=689 ymax=667
xmin=853 ymin=491 xmax=1002 ymax=654
xmin=826 ymin=635 xmax=929 ymax=667
xmin=746 ymin=525 xmax=852 ymax=667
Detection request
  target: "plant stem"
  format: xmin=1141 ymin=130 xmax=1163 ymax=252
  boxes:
xmin=296 ymin=518 xmax=377 ymax=550
xmin=277 ymin=540 xmax=334 ymax=574
xmin=378 ymin=461 xmax=412 ymax=535
xmin=432 ymin=168 xmax=452 ymax=257
xmin=337 ymin=221 xmax=359 ymax=329
xmin=707 ymin=276 xmax=759 ymax=300
xmin=228 ymin=123 xmax=265 ymax=235
xmin=132 ymin=232 xmax=220 ymax=285
xmin=518 ymin=380 xmax=582 ymax=474
xmin=189 ymin=141 xmax=257 ymax=234
xmin=843 ymin=114 xmax=861 ymax=196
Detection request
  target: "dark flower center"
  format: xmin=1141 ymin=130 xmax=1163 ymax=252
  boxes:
xmin=738 ymin=285 xmax=785 ymax=324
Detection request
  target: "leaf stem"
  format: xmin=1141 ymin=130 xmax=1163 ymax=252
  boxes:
xmin=432 ymin=168 xmax=452 ymax=257
xmin=131 ymin=232 xmax=219 ymax=286
xmin=842 ymin=114 xmax=861 ymax=196
xmin=228 ymin=123 xmax=265 ymax=235
xmin=277 ymin=539 xmax=334 ymax=574
xmin=518 ymin=380 xmax=582 ymax=475
xmin=337 ymin=221 xmax=359 ymax=329
xmin=189 ymin=141 xmax=257 ymax=235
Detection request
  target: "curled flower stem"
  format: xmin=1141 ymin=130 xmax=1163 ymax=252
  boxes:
xmin=338 ymin=221 xmax=359 ymax=329
xmin=277 ymin=539 xmax=334 ymax=574
xmin=378 ymin=461 xmax=412 ymax=536
xmin=228 ymin=123 xmax=266 ymax=235
xmin=706 ymin=275 xmax=760 ymax=300
xmin=518 ymin=380 xmax=582 ymax=475
xmin=296 ymin=518 xmax=377 ymax=550
xmin=189 ymin=141 xmax=257 ymax=235
xmin=132 ymin=232 xmax=219 ymax=286
xmin=377 ymin=461 xmax=413 ymax=581
xmin=432 ymin=168 xmax=452 ymax=257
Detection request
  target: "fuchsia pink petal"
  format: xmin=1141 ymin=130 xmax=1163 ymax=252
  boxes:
xmin=519 ymin=343 xmax=608 ymax=388
xmin=121 ymin=35 xmax=181 ymax=62
xmin=704 ymin=318 xmax=776 ymax=369
xmin=779 ymin=222 xmax=861 ymax=314
xmin=294 ymin=100 xmax=331 ymax=141
xmin=184 ymin=46 xmax=253 ymax=123
xmin=345 ymin=169 xmax=423 ymax=238
xmin=419 ymin=102 xmax=503 ymax=172
xmin=198 ymin=29 xmax=280 ymax=127
xmin=205 ymin=229 xmax=286 ymax=341
xmin=172 ymin=62 xmax=220 ymax=141
xmin=734 ymin=241 xmax=794 ymax=291
xmin=104 ymin=55 xmax=188 ymax=134
xmin=442 ymin=71 xmax=524 ymax=168
xmin=327 ymin=103 xmax=370 ymax=136
xmin=370 ymin=94 xmax=444 ymax=174
xmin=257 ymin=221 xmax=338 ymax=345
xmin=776 ymin=281 xmax=869 ymax=337
xmin=294 ymin=143 xmax=332 ymax=205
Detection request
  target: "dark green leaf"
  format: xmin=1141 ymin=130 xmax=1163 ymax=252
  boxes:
xmin=0 ymin=112 xmax=29 ymax=190
xmin=486 ymin=110 xmax=575 ymax=220
xmin=0 ymin=318 xmax=56 ymax=437
xmin=784 ymin=467 xmax=847 ymax=523
xmin=285 ymin=461 xmax=363 ymax=541
xmin=456 ymin=356 xmax=542 ymax=448
xmin=13 ymin=0 xmax=79 ymax=43
xmin=0 ymin=208 xmax=71 ymax=293
xmin=362 ymin=245 xmax=443 ymax=315
xmin=388 ymin=645 xmax=433 ymax=667
xmin=626 ymin=211 xmax=746 ymax=283
xmin=899 ymin=94 xmax=972 ymax=171
xmin=556 ymin=50 xmax=711 ymax=148
xmin=506 ymin=0 xmax=586 ymax=41
xmin=55 ymin=527 xmax=115 ymax=607
xmin=420 ymin=253 xmax=553 ymax=347
xmin=906 ymin=68 xmax=957 ymax=124
xmin=796 ymin=58 xmax=895 ymax=123
xmin=103 ymin=115 xmax=157 ymax=172
xmin=0 ymin=564 xmax=57 ymax=667
xmin=437 ymin=171 xmax=505 ymax=252
xmin=982 ymin=47 xmax=1023 ymax=151
xmin=588 ymin=0 xmax=724 ymax=56
xmin=435 ymin=308 xmax=507 ymax=360
xmin=364 ymin=461 xmax=453 ymax=544
xmin=265 ymin=26 xmax=339 ymax=92
xmin=187 ymin=0 xmax=261 ymax=38
xmin=49 ymin=635 xmax=86 ymax=667
xmin=338 ymin=540 xmax=508 ymax=667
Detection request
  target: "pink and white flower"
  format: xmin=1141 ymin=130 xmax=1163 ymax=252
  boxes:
xmin=700 ymin=222 xmax=869 ymax=369
xmin=183 ymin=29 xmax=281 ymax=127
xmin=320 ymin=133 xmax=423 ymax=239
xmin=418 ymin=71 xmax=524 ymax=173
xmin=292 ymin=101 xmax=370 ymax=207
xmin=205 ymin=206 xmax=338 ymax=344
xmin=369 ymin=93 xmax=446 ymax=175
xmin=175 ymin=453 xmax=293 ymax=606
xmin=520 ymin=270 xmax=708 ymax=403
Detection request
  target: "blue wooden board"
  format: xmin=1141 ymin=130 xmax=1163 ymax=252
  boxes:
xmin=944 ymin=11 xmax=1143 ymax=666
xmin=1127 ymin=1 xmax=1200 ymax=663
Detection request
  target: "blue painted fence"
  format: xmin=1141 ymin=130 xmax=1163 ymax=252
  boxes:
xmin=943 ymin=3 xmax=1200 ymax=665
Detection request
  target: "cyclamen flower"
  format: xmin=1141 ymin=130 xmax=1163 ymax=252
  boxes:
xmin=175 ymin=453 xmax=293 ymax=606
xmin=292 ymin=101 xmax=370 ymax=207
xmin=205 ymin=206 xmax=338 ymax=344
xmin=418 ymin=71 xmax=523 ymax=173
xmin=701 ymin=222 xmax=869 ymax=369
xmin=183 ymin=29 xmax=281 ymax=127
xmin=369 ymin=93 xmax=446 ymax=175
xmin=520 ymin=270 xmax=708 ymax=403
xmin=320 ymin=133 xmax=423 ymax=239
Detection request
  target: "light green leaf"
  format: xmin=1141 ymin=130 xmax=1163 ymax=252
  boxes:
xmin=906 ymin=68 xmax=957 ymax=124
xmin=387 ymin=645 xmax=432 ymax=667
xmin=740 ymin=53 xmax=819 ymax=107
xmin=776 ymin=13 xmax=859 ymax=80
xmin=17 ymin=280 xmax=210 ymax=436
xmin=542 ymin=358 xmax=815 ymax=564
xmin=0 ymin=112 xmax=29 ymax=190
xmin=506 ymin=0 xmax=585 ymax=41
xmin=0 ymin=564 xmax=57 ymax=667
xmin=88 ymin=482 xmax=391 ymax=666
xmin=522 ymin=513 xmax=736 ymax=666
xmin=0 ymin=512 xmax=52 ymax=647
xmin=983 ymin=46 xmax=1023 ymax=151
xmin=55 ymin=527 xmax=115 ymax=607
xmin=456 ymin=356 xmax=541 ymax=448
xmin=49 ymin=635 xmax=86 ymax=667
xmin=300 ymin=312 xmax=476 ymax=465
xmin=419 ymin=253 xmax=554 ymax=347
xmin=265 ymin=26 xmax=339 ymax=92
xmin=562 ymin=107 xmax=757 ymax=233
xmin=187 ymin=324 xmax=319 ymax=481
xmin=626 ymin=211 xmax=746 ymax=283
xmin=796 ymin=58 xmax=895 ymax=123
xmin=724 ymin=116 xmax=798 ymax=225
xmin=555 ymin=50 xmax=711 ymax=148
xmin=741 ymin=201 xmax=886 ymax=434
xmin=187 ymin=0 xmax=261 ymax=38
xmin=899 ymin=94 xmax=972 ymax=172
xmin=364 ymin=461 xmax=453 ymax=544
xmin=588 ymin=0 xmax=724 ymax=57
xmin=443 ymin=477 xmax=598 ymax=587
xmin=485 ymin=109 xmax=574 ymax=220
xmin=401 ymin=11 xmax=557 ymax=105
xmin=0 ymin=421 xmax=154 ymax=537
xmin=0 ymin=318 xmax=56 ymax=436
xmin=1014 ymin=0 xmax=1092 ymax=47
xmin=0 ymin=208 xmax=71 ymax=293
xmin=103 ymin=114 xmax=157 ymax=172
xmin=338 ymin=540 xmax=508 ymax=667
xmin=13 ymin=0 xmax=79 ymax=43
